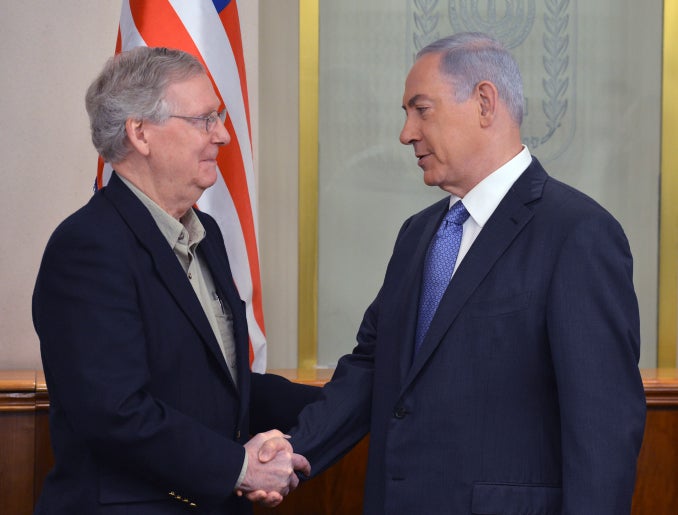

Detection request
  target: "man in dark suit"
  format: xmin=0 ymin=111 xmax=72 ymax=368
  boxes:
xmin=282 ymin=32 xmax=646 ymax=514
xmin=32 ymin=46 xmax=320 ymax=514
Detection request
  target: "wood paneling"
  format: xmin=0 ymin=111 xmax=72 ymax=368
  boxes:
xmin=1 ymin=369 xmax=676 ymax=514
xmin=254 ymin=437 xmax=368 ymax=515
xmin=632 ymin=368 xmax=678 ymax=514
xmin=0 ymin=371 xmax=51 ymax=515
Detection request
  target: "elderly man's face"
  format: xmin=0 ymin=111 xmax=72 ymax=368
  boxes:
xmin=399 ymin=53 xmax=483 ymax=197
xmin=144 ymin=73 xmax=229 ymax=215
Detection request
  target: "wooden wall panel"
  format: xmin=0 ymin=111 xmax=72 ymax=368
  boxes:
xmin=0 ymin=371 xmax=46 ymax=515
xmin=1 ymin=369 xmax=677 ymax=514
xmin=632 ymin=368 xmax=678 ymax=514
xmin=632 ymin=409 xmax=678 ymax=513
xmin=33 ymin=409 xmax=52 ymax=505
xmin=0 ymin=411 xmax=36 ymax=515
xmin=254 ymin=437 xmax=368 ymax=515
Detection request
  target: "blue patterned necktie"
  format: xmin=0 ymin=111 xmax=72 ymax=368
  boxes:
xmin=414 ymin=201 xmax=469 ymax=355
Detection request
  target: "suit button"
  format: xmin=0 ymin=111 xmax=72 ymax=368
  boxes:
xmin=236 ymin=430 xmax=241 ymax=439
xmin=393 ymin=407 xmax=406 ymax=419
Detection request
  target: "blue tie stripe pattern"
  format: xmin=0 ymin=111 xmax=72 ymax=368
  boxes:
xmin=414 ymin=201 xmax=469 ymax=355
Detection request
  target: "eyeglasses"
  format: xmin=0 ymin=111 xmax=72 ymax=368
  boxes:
xmin=169 ymin=109 xmax=227 ymax=133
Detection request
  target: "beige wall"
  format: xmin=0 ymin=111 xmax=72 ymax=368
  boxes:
xmin=1 ymin=2 xmax=120 ymax=369
xmin=0 ymin=1 xmax=304 ymax=370
xmin=258 ymin=1 xmax=300 ymax=368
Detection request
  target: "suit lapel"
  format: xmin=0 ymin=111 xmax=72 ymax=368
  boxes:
xmin=103 ymin=174 xmax=236 ymax=385
xmin=197 ymin=225 xmax=250 ymax=393
xmin=404 ymin=160 xmax=547 ymax=387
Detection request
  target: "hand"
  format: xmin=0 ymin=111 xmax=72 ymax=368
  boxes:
xmin=246 ymin=438 xmax=311 ymax=506
xmin=258 ymin=436 xmax=311 ymax=475
xmin=237 ymin=430 xmax=308 ymax=507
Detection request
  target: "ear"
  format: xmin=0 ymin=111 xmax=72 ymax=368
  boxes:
xmin=476 ymin=81 xmax=499 ymax=128
xmin=125 ymin=118 xmax=150 ymax=156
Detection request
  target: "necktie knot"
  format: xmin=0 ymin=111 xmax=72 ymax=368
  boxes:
xmin=445 ymin=201 xmax=469 ymax=226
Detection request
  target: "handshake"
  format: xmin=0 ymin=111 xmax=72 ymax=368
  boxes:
xmin=236 ymin=429 xmax=310 ymax=507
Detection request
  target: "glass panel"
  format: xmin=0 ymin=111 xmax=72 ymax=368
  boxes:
xmin=315 ymin=0 xmax=662 ymax=368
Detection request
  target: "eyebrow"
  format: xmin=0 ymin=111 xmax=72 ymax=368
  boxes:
xmin=403 ymin=94 xmax=430 ymax=109
xmin=199 ymin=103 xmax=223 ymax=116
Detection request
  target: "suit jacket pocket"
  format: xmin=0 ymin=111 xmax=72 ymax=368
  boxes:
xmin=467 ymin=292 xmax=531 ymax=358
xmin=467 ymin=291 xmax=531 ymax=317
xmin=471 ymin=482 xmax=562 ymax=515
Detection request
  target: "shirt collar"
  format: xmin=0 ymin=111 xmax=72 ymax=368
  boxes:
xmin=117 ymin=174 xmax=206 ymax=249
xmin=450 ymin=145 xmax=532 ymax=227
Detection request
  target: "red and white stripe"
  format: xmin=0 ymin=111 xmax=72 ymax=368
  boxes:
xmin=97 ymin=0 xmax=267 ymax=371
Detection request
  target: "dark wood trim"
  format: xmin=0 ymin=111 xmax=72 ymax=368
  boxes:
xmin=639 ymin=368 xmax=678 ymax=406
xmin=1 ymin=369 xmax=676 ymax=514
xmin=0 ymin=371 xmax=46 ymax=515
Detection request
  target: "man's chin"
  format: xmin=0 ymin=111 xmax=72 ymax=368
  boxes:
xmin=421 ymin=169 xmax=440 ymax=187
xmin=199 ymin=166 xmax=219 ymax=187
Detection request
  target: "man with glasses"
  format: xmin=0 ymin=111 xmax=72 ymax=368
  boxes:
xmin=32 ymin=46 xmax=320 ymax=514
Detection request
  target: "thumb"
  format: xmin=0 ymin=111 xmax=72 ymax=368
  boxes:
xmin=292 ymin=453 xmax=311 ymax=477
xmin=258 ymin=436 xmax=291 ymax=462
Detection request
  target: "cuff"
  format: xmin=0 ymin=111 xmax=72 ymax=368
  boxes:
xmin=234 ymin=451 xmax=248 ymax=490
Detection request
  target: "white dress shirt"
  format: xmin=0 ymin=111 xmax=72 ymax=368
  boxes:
xmin=449 ymin=145 xmax=532 ymax=278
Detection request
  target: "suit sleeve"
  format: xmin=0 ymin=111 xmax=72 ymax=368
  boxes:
xmin=287 ymin=272 xmax=393 ymax=475
xmin=546 ymin=211 xmax=646 ymax=514
xmin=288 ymin=216 xmax=418 ymax=476
xmin=33 ymin=220 xmax=246 ymax=506
xmin=287 ymin=328 xmax=375 ymax=476
xmin=249 ymin=373 xmax=323 ymax=434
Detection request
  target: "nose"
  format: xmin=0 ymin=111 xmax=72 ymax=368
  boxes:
xmin=213 ymin=116 xmax=231 ymax=146
xmin=399 ymin=115 xmax=418 ymax=145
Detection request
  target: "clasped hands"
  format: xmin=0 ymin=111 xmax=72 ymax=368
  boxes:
xmin=236 ymin=429 xmax=310 ymax=507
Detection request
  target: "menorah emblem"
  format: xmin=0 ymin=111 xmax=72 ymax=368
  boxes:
xmin=448 ymin=0 xmax=536 ymax=49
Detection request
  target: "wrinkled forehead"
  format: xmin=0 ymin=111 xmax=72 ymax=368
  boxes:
xmin=164 ymin=73 xmax=221 ymax=111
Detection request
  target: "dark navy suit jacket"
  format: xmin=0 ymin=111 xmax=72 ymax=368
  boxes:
xmin=33 ymin=173 xmax=320 ymax=514
xmin=291 ymin=158 xmax=646 ymax=514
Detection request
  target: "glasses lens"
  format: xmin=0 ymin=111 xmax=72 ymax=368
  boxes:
xmin=206 ymin=110 xmax=227 ymax=132
xmin=204 ymin=112 xmax=215 ymax=132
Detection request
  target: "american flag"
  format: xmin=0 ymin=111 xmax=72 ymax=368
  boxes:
xmin=97 ymin=0 xmax=267 ymax=372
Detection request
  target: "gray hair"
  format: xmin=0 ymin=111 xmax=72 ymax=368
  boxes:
xmin=85 ymin=46 xmax=205 ymax=163
xmin=417 ymin=32 xmax=524 ymax=126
